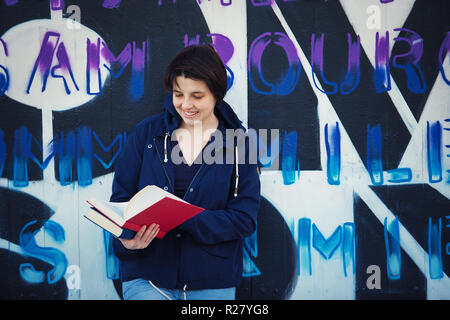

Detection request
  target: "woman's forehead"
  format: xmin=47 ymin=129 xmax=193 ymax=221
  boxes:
xmin=173 ymin=76 xmax=210 ymax=93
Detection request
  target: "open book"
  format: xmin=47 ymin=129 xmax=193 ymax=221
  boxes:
xmin=84 ymin=185 xmax=205 ymax=239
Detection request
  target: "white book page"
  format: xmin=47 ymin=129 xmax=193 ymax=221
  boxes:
xmin=103 ymin=201 xmax=128 ymax=218
xmin=87 ymin=198 xmax=128 ymax=226
xmin=84 ymin=209 xmax=123 ymax=237
xmin=125 ymin=185 xmax=186 ymax=220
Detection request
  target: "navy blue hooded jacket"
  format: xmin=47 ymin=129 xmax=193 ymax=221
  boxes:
xmin=111 ymin=95 xmax=261 ymax=290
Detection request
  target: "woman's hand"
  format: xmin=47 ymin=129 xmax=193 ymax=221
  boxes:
xmin=118 ymin=223 xmax=160 ymax=250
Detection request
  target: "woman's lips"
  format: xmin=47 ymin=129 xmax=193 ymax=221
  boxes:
xmin=183 ymin=110 xmax=199 ymax=119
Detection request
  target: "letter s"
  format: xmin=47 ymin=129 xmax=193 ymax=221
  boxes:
xmin=19 ymin=220 xmax=68 ymax=284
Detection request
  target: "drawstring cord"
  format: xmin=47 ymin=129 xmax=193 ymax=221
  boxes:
xmin=164 ymin=132 xmax=169 ymax=163
xmin=149 ymin=280 xmax=172 ymax=300
xmin=148 ymin=281 xmax=188 ymax=300
xmin=234 ymin=146 xmax=239 ymax=198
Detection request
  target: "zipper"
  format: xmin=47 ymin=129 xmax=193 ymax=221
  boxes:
xmin=153 ymin=137 xmax=174 ymax=193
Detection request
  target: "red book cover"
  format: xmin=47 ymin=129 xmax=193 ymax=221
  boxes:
xmin=86 ymin=185 xmax=205 ymax=239
xmin=123 ymin=197 xmax=204 ymax=238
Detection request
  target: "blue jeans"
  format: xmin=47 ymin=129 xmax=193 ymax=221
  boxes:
xmin=122 ymin=278 xmax=236 ymax=300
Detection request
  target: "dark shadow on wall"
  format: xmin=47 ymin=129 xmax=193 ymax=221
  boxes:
xmin=236 ymin=196 xmax=297 ymax=300
xmin=0 ymin=187 xmax=68 ymax=299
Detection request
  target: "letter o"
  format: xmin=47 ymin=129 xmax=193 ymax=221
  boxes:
xmin=248 ymin=32 xmax=301 ymax=96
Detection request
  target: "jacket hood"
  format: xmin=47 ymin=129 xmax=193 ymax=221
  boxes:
xmin=162 ymin=94 xmax=244 ymax=133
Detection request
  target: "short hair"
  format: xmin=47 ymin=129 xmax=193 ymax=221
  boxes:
xmin=163 ymin=44 xmax=227 ymax=104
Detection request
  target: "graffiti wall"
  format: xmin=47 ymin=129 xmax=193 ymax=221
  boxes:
xmin=0 ymin=0 xmax=448 ymax=300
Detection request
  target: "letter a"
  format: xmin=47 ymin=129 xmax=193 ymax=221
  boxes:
xmin=366 ymin=265 xmax=381 ymax=290
xmin=366 ymin=5 xmax=381 ymax=30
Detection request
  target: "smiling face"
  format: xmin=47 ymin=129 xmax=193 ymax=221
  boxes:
xmin=172 ymin=75 xmax=218 ymax=130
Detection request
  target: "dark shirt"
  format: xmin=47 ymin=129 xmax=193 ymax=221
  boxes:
xmin=172 ymin=139 xmax=202 ymax=199
xmin=171 ymin=117 xmax=226 ymax=199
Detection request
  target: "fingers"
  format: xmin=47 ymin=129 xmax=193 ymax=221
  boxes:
xmin=136 ymin=224 xmax=147 ymax=238
xmin=142 ymin=223 xmax=160 ymax=246
xmin=119 ymin=224 xmax=160 ymax=250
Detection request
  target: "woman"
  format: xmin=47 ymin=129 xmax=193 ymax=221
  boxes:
xmin=110 ymin=44 xmax=261 ymax=300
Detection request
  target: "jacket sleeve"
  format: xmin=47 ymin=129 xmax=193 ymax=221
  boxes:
xmin=178 ymin=157 xmax=261 ymax=245
xmin=110 ymin=125 xmax=145 ymax=256
xmin=110 ymin=125 xmax=145 ymax=203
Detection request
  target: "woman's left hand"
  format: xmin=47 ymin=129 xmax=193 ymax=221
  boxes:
xmin=118 ymin=224 xmax=160 ymax=250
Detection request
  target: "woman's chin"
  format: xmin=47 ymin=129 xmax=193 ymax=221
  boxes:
xmin=181 ymin=117 xmax=203 ymax=127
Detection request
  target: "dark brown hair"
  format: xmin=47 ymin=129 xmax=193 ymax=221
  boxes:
xmin=163 ymin=44 xmax=227 ymax=104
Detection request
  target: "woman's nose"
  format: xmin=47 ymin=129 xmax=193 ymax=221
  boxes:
xmin=181 ymin=97 xmax=193 ymax=109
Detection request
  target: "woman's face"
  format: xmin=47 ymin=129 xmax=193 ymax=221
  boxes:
xmin=172 ymin=76 xmax=217 ymax=129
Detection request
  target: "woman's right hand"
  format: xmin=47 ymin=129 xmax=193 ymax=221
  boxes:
xmin=118 ymin=223 xmax=160 ymax=250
